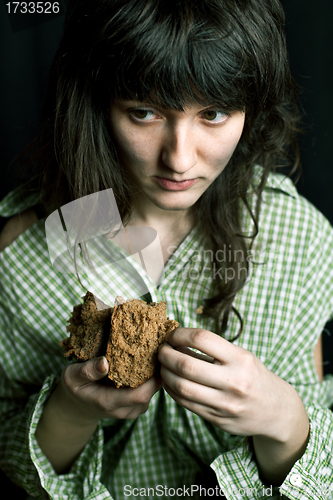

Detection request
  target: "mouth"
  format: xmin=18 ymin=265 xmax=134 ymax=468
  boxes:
xmin=154 ymin=176 xmax=198 ymax=191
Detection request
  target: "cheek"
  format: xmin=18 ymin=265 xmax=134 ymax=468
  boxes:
xmin=224 ymin=134 xmax=242 ymax=159
xmin=210 ymin=119 xmax=245 ymax=167
xmin=112 ymin=128 xmax=156 ymax=167
xmin=207 ymin=138 xmax=241 ymax=172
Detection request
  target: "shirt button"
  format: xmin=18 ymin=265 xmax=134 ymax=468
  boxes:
xmin=290 ymin=474 xmax=302 ymax=486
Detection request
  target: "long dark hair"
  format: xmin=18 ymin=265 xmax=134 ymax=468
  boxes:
xmin=18 ymin=0 xmax=301 ymax=338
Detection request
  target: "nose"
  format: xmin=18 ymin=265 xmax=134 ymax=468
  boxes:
xmin=161 ymin=123 xmax=198 ymax=174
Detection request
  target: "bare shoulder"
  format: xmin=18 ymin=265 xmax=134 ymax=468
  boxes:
xmin=0 ymin=208 xmax=38 ymax=251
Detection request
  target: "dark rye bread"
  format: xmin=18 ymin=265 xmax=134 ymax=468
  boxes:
xmin=107 ymin=299 xmax=179 ymax=388
xmin=60 ymin=291 xmax=112 ymax=361
xmin=61 ymin=292 xmax=179 ymax=388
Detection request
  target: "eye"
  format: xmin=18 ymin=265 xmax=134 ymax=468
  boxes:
xmin=201 ymin=110 xmax=229 ymax=123
xmin=130 ymin=109 xmax=157 ymax=121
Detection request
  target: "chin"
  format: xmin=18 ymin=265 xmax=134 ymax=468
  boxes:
xmin=152 ymin=195 xmax=200 ymax=212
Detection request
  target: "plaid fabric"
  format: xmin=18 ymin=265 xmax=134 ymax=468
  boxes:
xmin=1 ymin=172 xmax=333 ymax=500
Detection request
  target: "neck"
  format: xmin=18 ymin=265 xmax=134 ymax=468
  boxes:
xmin=128 ymin=197 xmax=196 ymax=236
xmin=127 ymin=199 xmax=197 ymax=264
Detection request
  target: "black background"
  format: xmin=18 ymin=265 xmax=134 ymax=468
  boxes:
xmin=0 ymin=1 xmax=333 ymax=496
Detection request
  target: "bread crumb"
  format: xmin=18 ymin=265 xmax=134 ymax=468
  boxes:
xmin=196 ymin=305 xmax=203 ymax=314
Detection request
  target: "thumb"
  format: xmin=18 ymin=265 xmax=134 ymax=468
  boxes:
xmin=67 ymin=356 xmax=109 ymax=387
xmin=93 ymin=356 xmax=109 ymax=376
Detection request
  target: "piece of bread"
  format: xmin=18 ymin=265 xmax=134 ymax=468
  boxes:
xmin=61 ymin=292 xmax=179 ymax=388
xmin=107 ymin=299 xmax=179 ymax=388
xmin=60 ymin=291 xmax=112 ymax=360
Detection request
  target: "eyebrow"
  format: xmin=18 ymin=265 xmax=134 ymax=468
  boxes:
xmin=117 ymin=99 xmax=230 ymax=113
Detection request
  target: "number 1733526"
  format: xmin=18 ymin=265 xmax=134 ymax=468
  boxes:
xmin=5 ymin=2 xmax=60 ymax=14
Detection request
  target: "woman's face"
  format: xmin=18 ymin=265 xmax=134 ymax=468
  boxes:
xmin=109 ymin=99 xmax=245 ymax=216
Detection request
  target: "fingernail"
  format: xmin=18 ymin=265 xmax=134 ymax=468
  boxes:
xmin=95 ymin=356 xmax=108 ymax=374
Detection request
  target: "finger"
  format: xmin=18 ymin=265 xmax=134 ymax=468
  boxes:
xmin=163 ymin=382 xmax=214 ymax=415
xmin=73 ymin=368 xmax=162 ymax=418
xmin=173 ymin=345 xmax=215 ymax=363
xmin=112 ymin=374 xmax=162 ymax=407
xmin=159 ymin=343 xmax=222 ymax=389
xmin=135 ymin=372 xmax=163 ymax=397
xmin=161 ymin=367 xmax=223 ymax=413
xmin=162 ymin=383 xmax=236 ymax=432
xmin=65 ymin=357 xmax=109 ymax=388
xmin=166 ymin=327 xmax=238 ymax=362
xmin=115 ymin=376 xmax=162 ymax=418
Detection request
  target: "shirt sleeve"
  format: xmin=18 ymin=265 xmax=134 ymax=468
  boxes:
xmin=0 ymin=188 xmax=41 ymax=217
xmin=211 ymin=404 xmax=333 ymax=500
xmin=0 ymin=371 xmax=113 ymax=500
xmin=210 ymin=198 xmax=333 ymax=500
xmin=0 ymin=237 xmax=114 ymax=499
xmin=30 ymin=376 xmax=113 ymax=500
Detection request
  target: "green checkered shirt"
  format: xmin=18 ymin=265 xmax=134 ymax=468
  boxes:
xmin=1 ymin=171 xmax=333 ymax=500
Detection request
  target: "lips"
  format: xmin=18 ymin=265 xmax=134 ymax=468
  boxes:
xmin=154 ymin=176 xmax=198 ymax=191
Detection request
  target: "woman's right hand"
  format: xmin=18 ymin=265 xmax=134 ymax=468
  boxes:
xmin=59 ymin=356 xmax=162 ymax=423
xmin=35 ymin=357 xmax=161 ymax=473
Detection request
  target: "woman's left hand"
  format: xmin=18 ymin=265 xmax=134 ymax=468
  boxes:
xmin=158 ymin=327 xmax=310 ymax=484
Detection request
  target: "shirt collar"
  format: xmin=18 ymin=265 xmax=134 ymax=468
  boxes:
xmin=253 ymin=165 xmax=298 ymax=199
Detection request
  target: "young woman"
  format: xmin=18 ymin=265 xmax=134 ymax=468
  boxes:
xmin=1 ymin=1 xmax=332 ymax=499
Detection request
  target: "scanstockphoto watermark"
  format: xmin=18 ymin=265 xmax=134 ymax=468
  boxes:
xmin=123 ymin=484 xmax=225 ymax=497
xmin=124 ymin=484 xmax=277 ymax=497
xmin=280 ymin=481 xmax=333 ymax=499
